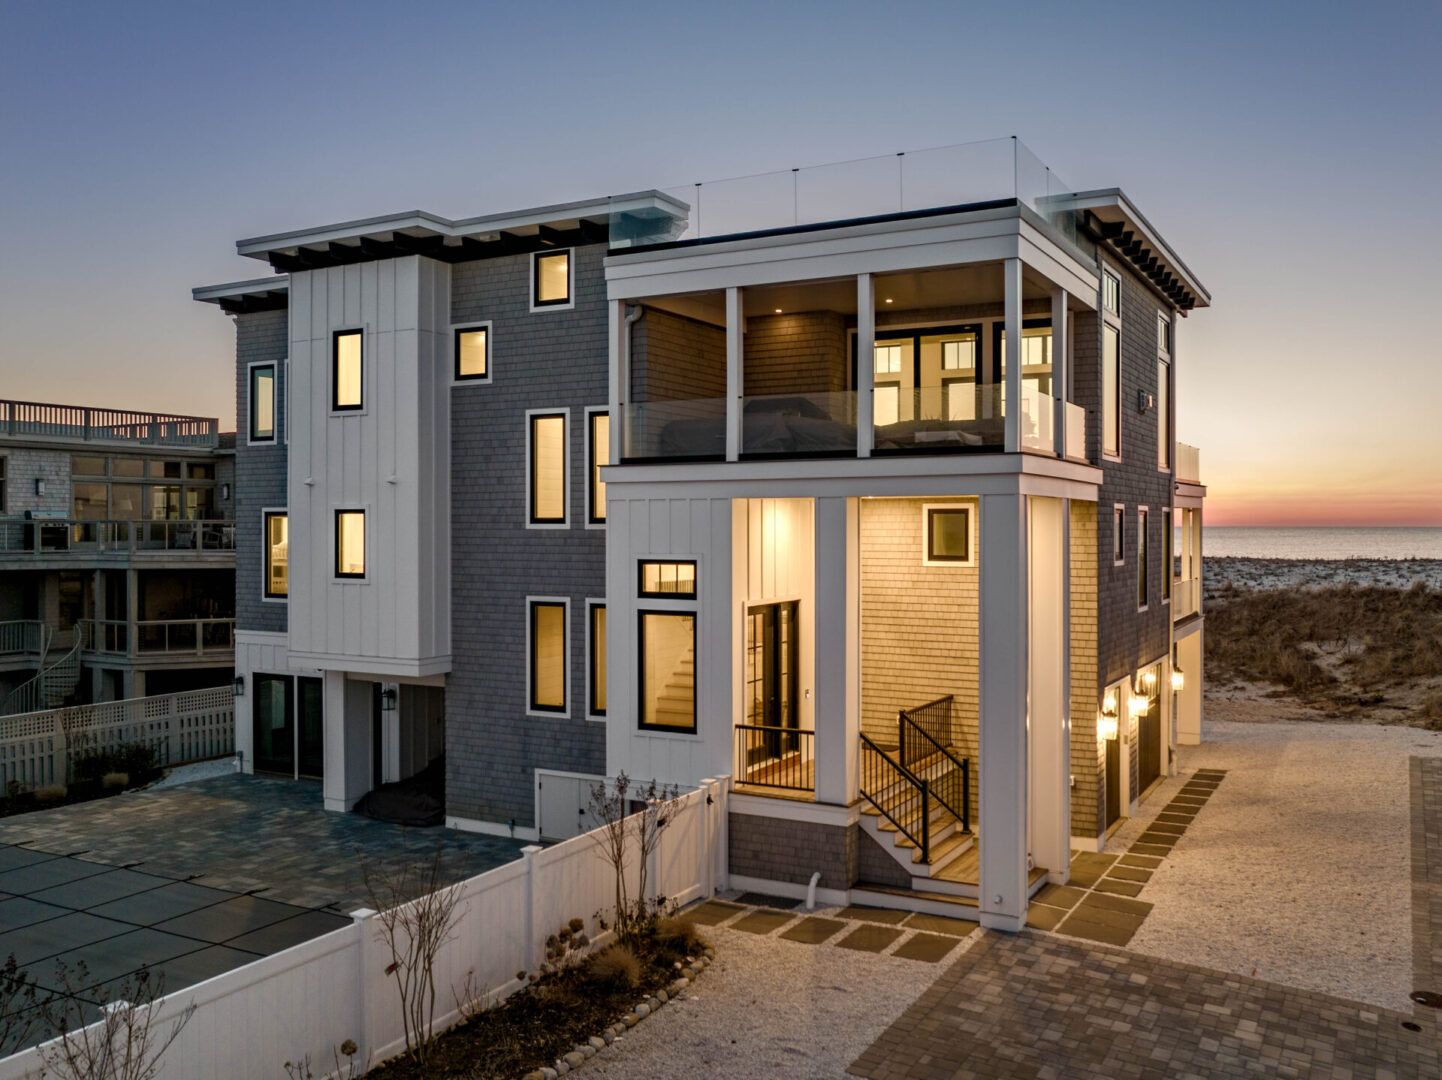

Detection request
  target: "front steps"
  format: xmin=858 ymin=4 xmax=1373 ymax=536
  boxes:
xmin=851 ymin=866 xmax=1049 ymax=922
xmin=859 ymin=744 xmax=977 ymax=894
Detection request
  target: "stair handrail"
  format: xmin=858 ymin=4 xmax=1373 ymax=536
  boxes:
xmin=897 ymin=694 xmax=954 ymax=765
xmin=0 ymin=630 xmax=80 ymax=717
xmin=859 ymin=732 xmax=929 ymax=862
xmin=898 ymin=712 xmax=970 ymax=834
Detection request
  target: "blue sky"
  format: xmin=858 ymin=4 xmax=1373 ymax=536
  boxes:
xmin=1 ymin=0 xmax=1438 ymax=523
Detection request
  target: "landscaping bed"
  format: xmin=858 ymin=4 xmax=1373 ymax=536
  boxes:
xmin=0 ymin=743 xmax=161 ymax=818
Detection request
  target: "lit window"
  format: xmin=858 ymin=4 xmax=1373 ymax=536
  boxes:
xmin=73 ymin=482 xmax=107 ymax=520
xmin=924 ymin=506 xmax=973 ymax=565
xmin=941 ymin=339 xmax=975 ymax=370
xmin=1163 ymin=510 xmax=1173 ymax=601
xmin=530 ymin=601 xmax=566 ymax=713
xmin=1157 ymin=357 xmax=1171 ymax=470
xmin=264 ymin=511 xmax=288 ymax=599
xmin=588 ymin=412 xmax=609 ymax=525
xmin=71 ymin=456 xmax=106 ymax=476
xmin=640 ymin=611 xmax=695 ymax=731
xmin=534 ymin=250 xmax=571 ymax=307
xmin=639 ymin=560 xmax=696 ymax=599
xmin=335 ymin=510 xmax=365 ymax=578
xmin=455 ymin=327 xmax=488 ymax=381
xmin=1103 ymin=324 xmax=1121 ymax=457
xmin=251 ymin=363 xmax=276 ymax=440
xmin=1114 ymin=506 xmax=1126 ymax=563
xmin=874 ymin=344 xmax=902 ymax=375
xmin=333 ymin=330 xmax=363 ymax=410
xmin=1102 ymin=270 xmax=1120 ymax=316
xmin=1138 ymin=510 xmax=1150 ymax=609
xmin=590 ymin=603 xmax=607 ymax=716
xmin=529 ymin=412 xmax=567 ymax=524
xmin=1157 ymin=312 xmax=1171 ymax=353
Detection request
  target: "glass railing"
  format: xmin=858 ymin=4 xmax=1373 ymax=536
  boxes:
xmin=609 ymin=137 xmax=1079 ymax=249
xmin=1172 ymin=578 xmax=1201 ymax=621
xmin=1176 ymin=442 xmax=1201 ymax=483
xmin=1021 ymin=384 xmax=1055 ymax=452
xmin=622 ymin=398 xmax=727 ymax=461
xmin=0 ymin=519 xmax=236 ymax=556
xmin=872 ymin=384 xmax=1003 ymax=452
xmin=740 ymin=391 xmax=857 ymax=456
xmin=1065 ymin=402 xmax=1087 ymax=461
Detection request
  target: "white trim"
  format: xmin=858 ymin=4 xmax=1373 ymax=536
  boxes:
xmin=524 ymin=408 xmax=570 ymax=530
xmin=584 ymin=597 xmax=606 ymax=722
xmin=1103 ymin=673 xmax=1131 ymax=829
xmin=727 ymin=873 xmax=851 ymax=909
xmin=245 ymin=360 xmax=278 ymax=446
xmin=525 ymin=594 xmax=571 ymax=720
xmin=920 ymin=500 xmax=978 ymax=567
xmin=260 ymin=506 xmax=288 ymax=604
xmin=1137 ymin=506 xmax=1150 ymax=613
xmin=446 ymin=813 xmax=541 ymax=843
xmin=1112 ymin=503 xmax=1127 ymax=566
xmin=727 ymin=796 xmax=859 ymax=827
xmin=1069 ymin=834 xmax=1104 ymax=853
xmin=583 ymin=405 xmax=609 ymax=530
xmin=529 ymin=248 xmax=575 ymax=313
xmin=1161 ymin=507 xmax=1172 ymax=606
xmin=333 ymin=505 xmax=369 ymax=584
xmin=450 ymin=320 xmax=493 ymax=385
xmin=283 ymin=358 xmax=289 ymax=446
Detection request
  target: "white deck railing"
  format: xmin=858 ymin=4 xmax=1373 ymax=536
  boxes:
xmin=0 ymin=519 xmax=235 ymax=557
xmin=1175 ymin=442 xmax=1201 ymax=484
xmin=0 ymin=777 xmax=730 ymax=1080
xmin=0 ymin=622 xmax=44 ymax=657
xmin=1172 ymin=577 xmax=1201 ymax=621
xmin=81 ymin=618 xmax=235 ymax=659
xmin=0 ymin=399 xmax=219 ymax=447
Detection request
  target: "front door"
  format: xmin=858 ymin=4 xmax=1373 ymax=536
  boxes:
xmin=297 ymin=676 xmax=324 ymax=779
xmin=1104 ymin=733 xmax=1121 ymax=828
xmin=1137 ymin=688 xmax=1162 ymax=791
xmin=744 ymin=602 xmax=798 ymax=772
xmin=252 ymin=673 xmax=294 ymax=775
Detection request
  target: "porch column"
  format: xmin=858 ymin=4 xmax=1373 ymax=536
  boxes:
xmin=1003 ymin=258 xmax=1023 ymax=454
xmin=813 ymin=496 xmax=859 ymax=806
xmin=125 ymin=569 xmax=138 ymax=659
xmin=979 ymin=491 xmax=1029 ymax=930
xmin=609 ymin=300 xmax=625 ymax=464
xmin=1051 ymin=286 xmax=1069 ymax=457
xmin=855 ymin=274 xmax=874 ymax=458
xmin=1028 ymin=496 xmax=1071 ymax=883
xmin=726 ymin=287 xmax=742 ymax=461
xmin=322 ymin=671 xmax=370 ymax=812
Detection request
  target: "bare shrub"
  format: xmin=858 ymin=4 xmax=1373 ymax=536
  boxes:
xmin=283 ymin=1039 xmax=362 ymax=1080
xmin=654 ymin=915 xmax=708 ymax=957
xmin=588 ymin=773 xmax=681 ymax=943
xmin=584 ymin=945 xmax=640 ymax=992
xmin=101 ymin=772 xmax=130 ymax=793
xmin=0 ymin=952 xmax=54 ymax=1055
xmin=40 ymin=965 xmax=195 ymax=1080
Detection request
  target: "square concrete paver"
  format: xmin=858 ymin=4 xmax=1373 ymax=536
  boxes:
xmin=734 ymin=892 xmax=800 ymax=910
xmin=1032 ymin=883 xmax=1086 ymax=909
xmin=901 ymin=913 xmax=976 ymax=937
xmin=1105 ymin=865 xmax=1152 ymax=884
xmin=1054 ymin=908 xmax=1143 ymax=946
xmin=779 ymin=916 xmax=846 ymax=944
xmin=1026 ymin=903 xmax=1067 ymax=931
xmin=680 ymin=900 xmax=744 ymax=926
xmin=836 ymin=905 xmax=909 ymax=925
xmin=729 ymin=910 xmax=795 ymax=935
xmin=836 ymin=924 xmax=904 ymax=953
xmin=1118 ymin=853 xmax=1162 ymax=869
xmin=1092 ymin=878 xmax=1145 ymax=898
xmin=892 ymin=933 xmax=960 ymax=963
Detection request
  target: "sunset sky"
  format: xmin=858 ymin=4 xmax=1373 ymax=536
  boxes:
xmin=1 ymin=0 xmax=1438 ymax=526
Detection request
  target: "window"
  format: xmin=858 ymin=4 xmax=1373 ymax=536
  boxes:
xmin=1157 ymin=312 xmax=1172 ymax=470
xmin=110 ymin=485 xmax=142 ymax=519
xmin=150 ymin=486 xmax=181 ymax=520
xmin=923 ymin=504 xmax=974 ymax=566
xmin=264 ymin=511 xmax=288 ymax=599
xmin=112 ymin=458 xmax=144 ymax=478
xmin=454 ymin=326 xmax=489 ymax=381
xmin=250 ymin=363 xmax=276 ymax=441
xmin=639 ymin=611 xmax=695 ymax=732
xmin=73 ymin=483 xmax=108 ymax=519
xmin=529 ymin=600 xmax=567 ymax=714
xmin=72 ymin=455 xmax=105 ymax=476
xmin=1102 ymin=270 xmax=1120 ymax=316
xmin=639 ymin=560 xmax=697 ymax=599
xmin=332 ymin=330 xmax=363 ymax=411
xmin=335 ymin=510 xmax=365 ymax=578
xmin=1163 ymin=509 xmax=1172 ymax=602
xmin=1157 ymin=312 xmax=1171 ymax=353
xmin=528 ymin=411 xmax=567 ymax=525
xmin=874 ymin=344 xmax=902 ymax=374
xmin=188 ymin=462 xmax=214 ymax=480
xmin=151 ymin=460 xmax=182 ymax=478
xmin=1103 ymin=323 xmax=1121 ymax=457
xmin=1114 ymin=505 xmax=1126 ymax=564
xmin=589 ymin=602 xmax=607 ymax=717
xmin=588 ymin=410 xmax=609 ymax=525
xmin=533 ymin=250 xmax=571 ymax=308
xmin=1138 ymin=509 xmax=1150 ymax=609
xmin=0 ymin=457 xmax=5 ymax=512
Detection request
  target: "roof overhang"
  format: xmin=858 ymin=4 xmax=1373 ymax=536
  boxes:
xmin=1046 ymin=188 xmax=1210 ymax=312
xmin=233 ymin=192 xmax=686 ymax=275
xmin=191 ymin=276 xmax=290 ymax=315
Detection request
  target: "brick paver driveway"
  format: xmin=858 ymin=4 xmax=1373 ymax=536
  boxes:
xmin=848 ymin=930 xmax=1439 ymax=1080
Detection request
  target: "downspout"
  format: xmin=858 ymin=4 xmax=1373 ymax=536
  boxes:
xmin=806 ymin=870 xmax=821 ymax=911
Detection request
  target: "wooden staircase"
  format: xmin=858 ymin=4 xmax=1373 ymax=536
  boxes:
xmin=650 ymin=646 xmax=695 ymax=727
xmin=859 ymin=744 xmax=977 ymax=896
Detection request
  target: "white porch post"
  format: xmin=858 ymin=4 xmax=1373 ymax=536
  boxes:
xmin=322 ymin=671 xmax=371 ymax=812
xmin=813 ymin=496 xmax=860 ymax=805
xmin=609 ymin=299 xmax=625 ymax=464
xmin=726 ymin=287 xmax=742 ymax=461
xmin=1052 ymin=286 xmax=1069 ymax=457
xmin=979 ymin=491 xmax=1029 ymax=930
xmin=1003 ymin=258 xmax=1023 ymax=454
xmin=856 ymin=274 xmax=874 ymax=458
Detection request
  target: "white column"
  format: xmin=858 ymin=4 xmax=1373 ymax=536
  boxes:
xmin=1028 ymin=496 xmax=1070 ymax=883
xmin=322 ymin=671 xmax=371 ymax=812
xmin=979 ymin=491 xmax=1029 ymax=930
xmin=855 ymin=274 xmax=874 ymax=458
xmin=726 ymin=287 xmax=742 ymax=461
xmin=609 ymin=300 xmax=624 ymax=464
xmin=1003 ymin=258 xmax=1023 ymax=453
xmin=1051 ymin=286 xmax=1069 ymax=457
xmin=813 ymin=496 xmax=860 ymax=805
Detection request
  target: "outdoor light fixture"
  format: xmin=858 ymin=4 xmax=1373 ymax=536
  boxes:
xmin=233 ymin=674 xmax=244 ymax=697
xmin=1129 ymin=693 xmax=1149 ymax=715
xmin=1102 ymin=691 xmax=1118 ymax=716
xmin=1140 ymin=669 xmax=1156 ymax=689
xmin=1097 ymin=716 xmax=1119 ymax=742
xmin=1171 ymin=668 xmax=1186 ymax=692
xmin=381 ymin=686 xmax=397 ymax=711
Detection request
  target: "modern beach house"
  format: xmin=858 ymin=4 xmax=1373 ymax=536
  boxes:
xmin=195 ymin=138 xmax=1208 ymax=930
xmin=0 ymin=401 xmax=236 ymax=714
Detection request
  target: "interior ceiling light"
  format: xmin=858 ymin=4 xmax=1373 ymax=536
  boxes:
xmin=774 ymin=308 xmax=783 ymax=314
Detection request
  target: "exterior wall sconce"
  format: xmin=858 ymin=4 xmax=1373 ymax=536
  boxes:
xmin=1128 ymin=693 xmax=1149 ymax=715
xmin=34 ymin=479 xmax=45 ymax=496
xmin=1102 ymin=691 xmax=1118 ymax=716
xmin=233 ymin=674 xmax=245 ymax=697
xmin=1171 ymin=668 xmax=1185 ymax=692
xmin=381 ymin=686 xmax=398 ymax=711
xmin=1137 ymin=390 xmax=1154 ymax=413
xmin=1097 ymin=715 xmax=1119 ymax=742
xmin=221 ymin=483 xmax=231 ymax=500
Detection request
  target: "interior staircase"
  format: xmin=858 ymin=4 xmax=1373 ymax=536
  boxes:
xmin=0 ymin=631 xmax=83 ymax=717
xmin=650 ymin=645 xmax=695 ymax=727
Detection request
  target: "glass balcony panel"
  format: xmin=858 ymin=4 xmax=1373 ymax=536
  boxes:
xmin=873 ymin=385 xmax=1005 ymax=452
xmin=622 ymin=399 xmax=728 ymax=461
xmin=740 ymin=392 xmax=857 ymax=456
xmin=1021 ymin=383 xmax=1055 ymax=452
xmin=1065 ymin=402 xmax=1087 ymax=461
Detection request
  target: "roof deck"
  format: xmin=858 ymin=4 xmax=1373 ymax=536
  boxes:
xmin=0 ymin=399 xmax=220 ymax=449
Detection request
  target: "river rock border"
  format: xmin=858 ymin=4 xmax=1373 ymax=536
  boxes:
xmin=520 ymin=947 xmax=717 ymax=1080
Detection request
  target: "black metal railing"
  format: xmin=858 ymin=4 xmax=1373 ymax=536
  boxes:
xmin=897 ymin=694 xmax=953 ymax=768
xmin=899 ymin=713 xmax=970 ymax=834
xmin=860 ymin=732 xmax=930 ymax=860
xmin=734 ymin=725 xmax=814 ymax=793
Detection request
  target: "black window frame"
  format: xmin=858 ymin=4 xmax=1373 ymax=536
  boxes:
xmin=1138 ymin=509 xmax=1150 ymax=610
xmin=532 ymin=249 xmax=572 ymax=308
xmin=263 ymin=509 xmax=289 ymax=599
xmin=589 ymin=602 xmax=607 ymax=717
xmin=453 ymin=325 xmax=489 ymax=382
xmin=638 ymin=609 xmax=697 ymax=734
xmin=332 ymin=329 xmax=364 ymax=412
xmin=249 ymin=362 xmax=277 ymax=442
xmin=334 ymin=508 xmax=366 ymax=580
xmin=528 ymin=411 xmax=568 ymax=525
xmin=588 ymin=410 xmax=609 ymax=525
xmin=637 ymin=560 xmax=697 ymax=599
xmin=529 ymin=599 xmax=567 ymax=714
xmin=925 ymin=506 xmax=972 ymax=564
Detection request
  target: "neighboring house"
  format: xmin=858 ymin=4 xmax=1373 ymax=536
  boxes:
xmin=195 ymin=138 xmax=1208 ymax=930
xmin=0 ymin=400 xmax=236 ymax=715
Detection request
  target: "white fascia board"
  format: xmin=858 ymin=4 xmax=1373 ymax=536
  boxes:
xmin=191 ymin=276 xmax=291 ymax=304
xmin=1017 ymin=224 xmax=1100 ymax=310
xmin=284 ymin=651 xmax=452 ymax=679
xmin=1057 ymin=188 xmax=1211 ymax=306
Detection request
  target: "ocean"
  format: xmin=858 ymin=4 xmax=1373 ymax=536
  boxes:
xmin=1204 ymin=527 xmax=1442 ymax=561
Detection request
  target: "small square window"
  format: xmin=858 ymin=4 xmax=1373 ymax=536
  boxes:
xmin=335 ymin=509 xmax=366 ymax=578
xmin=534 ymin=250 xmax=571 ymax=307
xmin=638 ymin=560 xmax=696 ymax=598
xmin=455 ymin=327 xmax=488 ymax=381
xmin=333 ymin=330 xmax=363 ymax=411
xmin=1102 ymin=270 xmax=1120 ymax=316
xmin=923 ymin=506 xmax=973 ymax=565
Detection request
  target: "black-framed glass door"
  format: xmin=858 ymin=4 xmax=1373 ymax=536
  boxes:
xmin=297 ymin=676 xmax=324 ymax=779
xmin=252 ymin=673 xmax=294 ymax=775
xmin=1105 ymin=733 xmax=1121 ymax=828
xmin=745 ymin=601 xmax=798 ymax=762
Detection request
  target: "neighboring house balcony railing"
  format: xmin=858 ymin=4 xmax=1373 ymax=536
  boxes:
xmin=0 ymin=399 xmax=219 ymax=447
xmin=0 ymin=621 xmax=46 ymax=658
xmin=1173 ymin=578 xmax=1201 ymax=621
xmin=0 ymin=518 xmax=235 ymax=558
xmin=1176 ymin=442 xmax=1201 ymax=484
xmin=81 ymin=618 xmax=235 ymax=660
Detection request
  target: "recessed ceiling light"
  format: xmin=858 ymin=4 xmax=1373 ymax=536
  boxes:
xmin=774 ymin=308 xmax=783 ymax=314
xmin=884 ymin=298 xmax=894 ymax=304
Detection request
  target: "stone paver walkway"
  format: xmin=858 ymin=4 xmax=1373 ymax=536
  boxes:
xmin=0 ymin=775 xmax=524 ymax=909
xmin=848 ymin=930 xmax=1441 ymax=1080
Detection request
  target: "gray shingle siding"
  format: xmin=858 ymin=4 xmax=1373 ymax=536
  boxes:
xmin=233 ymin=310 xmax=288 ymax=635
xmin=447 ymin=245 xmax=608 ymax=828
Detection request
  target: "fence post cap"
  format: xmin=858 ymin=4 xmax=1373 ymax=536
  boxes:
xmin=520 ymin=844 xmax=544 ymax=856
xmin=348 ymin=907 xmax=377 ymax=922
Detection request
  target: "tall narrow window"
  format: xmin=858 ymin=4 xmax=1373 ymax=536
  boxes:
xmin=529 ymin=412 xmax=567 ymax=524
xmin=1114 ymin=505 xmax=1126 ymax=564
xmin=588 ymin=411 xmax=609 ymax=525
xmin=333 ymin=330 xmax=363 ymax=411
xmin=1103 ymin=323 xmax=1121 ymax=457
xmin=455 ymin=326 xmax=489 ymax=381
xmin=0 ymin=457 xmax=6 ymax=513
xmin=1102 ymin=270 xmax=1120 ymax=316
xmin=530 ymin=600 xmax=567 ymax=713
xmin=264 ymin=511 xmax=288 ymax=599
xmin=250 ymin=364 xmax=276 ymax=442
xmin=639 ymin=611 xmax=695 ymax=731
xmin=1157 ymin=312 xmax=1172 ymax=470
xmin=1138 ymin=509 xmax=1150 ymax=609
xmin=335 ymin=510 xmax=365 ymax=578
xmin=1163 ymin=509 xmax=1173 ymax=602
xmin=533 ymin=250 xmax=571 ymax=307
xmin=589 ymin=603 xmax=607 ymax=716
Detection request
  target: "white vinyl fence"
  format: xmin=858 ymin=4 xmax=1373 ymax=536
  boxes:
xmin=0 ymin=687 xmax=234 ymax=789
xmin=0 ymin=776 xmax=731 ymax=1080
